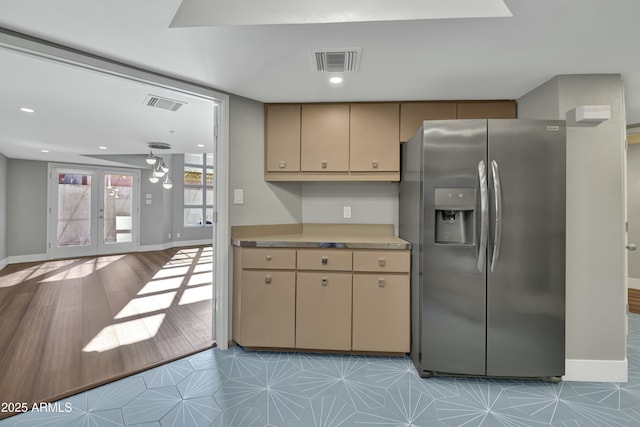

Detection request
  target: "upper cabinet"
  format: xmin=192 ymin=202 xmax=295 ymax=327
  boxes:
xmin=400 ymin=102 xmax=457 ymax=142
xmin=457 ymin=101 xmax=517 ymax=119
xmin=301 ymin=104 xmax=350 ymax=172
xmin=264 ymin=99 xmax=516 ymax=182
xmin=265 ymin=104 xmax=301 ymax=173
xmin=350 ymin=103 xmax=400 ymax=172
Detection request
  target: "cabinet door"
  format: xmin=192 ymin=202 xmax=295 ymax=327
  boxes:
xmin=301 ymin=104 xmax=350 ymax=172
xmin=350 ymin=103 xmax=400 ymax=172
xmin=400 ymin=102 xmax=457 ymax=142
xmin=239 ymin=270 xmax=296 ymax=348
xmin=352 ymin=274 xmax=409 ymax=352
xmin=296 ymin=272 xmax=352 ymax=350
xmin=457 ymin=101 xmax=517 ymax=119
xmin=265 ymin=104 xmax=301 ymax=172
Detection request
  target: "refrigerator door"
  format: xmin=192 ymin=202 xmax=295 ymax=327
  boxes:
xmin=421 ymin=120 xmax=487 ymax=375
xmin=486 ymin=119 xmax=566 ymax=377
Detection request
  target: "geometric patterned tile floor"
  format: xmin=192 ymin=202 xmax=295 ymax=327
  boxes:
xmin=3 ymin=315 xmax=640 ymax=426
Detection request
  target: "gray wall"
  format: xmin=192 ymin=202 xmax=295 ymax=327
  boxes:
xmin=228 ymin=94 xmax=302 ymax=226
xmin=302 ymin=182 xmax=399 ymax=233
xmin=629 ymin=143 xmax=640 ymax=280
xmin=7 ymin=159 xmax=48 ymax=256
xmin=519 ymin=74 xmax=627 ymax=362
xmin=0 ymin=153 xmax=7 ymax=261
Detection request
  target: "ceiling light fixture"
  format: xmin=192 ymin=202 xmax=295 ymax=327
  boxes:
xmin=146 ymin=143 xmax=172 ymax=189
xmin=329 ymin=76 xmax=344 ymax=84
xmin=40 ymin=149 xmax=49 ymax=153
xmin=98 ymin=146 xmax=108 ymax=150
xmin=145 ymin=150 xmax=157 ymax=165
xmin=20 ymin=107 xmax=35 ymax=113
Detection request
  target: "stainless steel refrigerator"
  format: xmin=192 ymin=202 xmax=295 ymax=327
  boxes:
xmin=399 ymin=119 xmax=565 ymax=380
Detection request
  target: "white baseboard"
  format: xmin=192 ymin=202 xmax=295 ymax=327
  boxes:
xmin=0 ymin=257 xmax=8 ymax=271
xmin=629 ymin=277 xmax=640 ymax=290
xmin=7 ymin=253 xmax=48 ymax=265
xmin=138 ymin=239 xmax=213 ymax=252
xmin=564 ymin=358 xmax=628 ymax=382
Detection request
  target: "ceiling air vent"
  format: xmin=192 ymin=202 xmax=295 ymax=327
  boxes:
xmin=144 ymin=94 xmax=187 ymax=112
xmin=311 ymin=48 xmax=362 ymax=73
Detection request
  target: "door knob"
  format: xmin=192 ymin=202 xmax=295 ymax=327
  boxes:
xmin=627 ymin=244 xmax=637 ymax=251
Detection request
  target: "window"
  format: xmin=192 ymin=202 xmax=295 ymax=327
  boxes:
xmin=183 ymin=153 xmax=214 ymax=227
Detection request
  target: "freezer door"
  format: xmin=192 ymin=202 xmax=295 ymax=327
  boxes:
xmin=486 ymin=119 xmax=566 ymax=377
xmin=421 ymin=120 xmax=487 ymax=375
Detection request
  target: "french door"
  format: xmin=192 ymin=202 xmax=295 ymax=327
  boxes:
xmin=49 ymin=165 xmax=140 ymax=259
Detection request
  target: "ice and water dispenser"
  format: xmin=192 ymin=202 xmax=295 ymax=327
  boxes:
xmin=434 ymin=188 xmax=476 ymax=245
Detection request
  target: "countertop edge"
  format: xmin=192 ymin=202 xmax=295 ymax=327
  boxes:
xmin=231 ymin=238 xmax=411 ymax=250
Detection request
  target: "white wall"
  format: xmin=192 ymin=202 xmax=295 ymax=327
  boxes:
xmin=302 ymin=182 xmax=399 ymax=233
xmin=228 ymin=95 xmax=302 ymax=226
xmin=519 ymin=74 xmax=627 ymax=381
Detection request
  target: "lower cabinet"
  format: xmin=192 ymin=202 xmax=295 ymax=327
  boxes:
xmin=239 ymin=270 xmax=296 ymax=348
xmin=296 ymin=272 xmax=352 ymax=351
xmin=233 ymin=246 xmax=410 ymax=354
xmin=352 ymin=274 xmax=409 ymax=352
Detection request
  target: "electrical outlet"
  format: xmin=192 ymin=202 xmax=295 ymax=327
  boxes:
xmin=176 ymin=232 xmax=181 ymax=238
xmin=168 ymin=233 xmax=172 ymax=239
xmin=343 ymin=206 xmax=352 ymax=219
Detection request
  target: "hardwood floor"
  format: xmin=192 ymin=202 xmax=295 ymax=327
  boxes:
xmin=0 ymin=246 xmax=214 ymax=419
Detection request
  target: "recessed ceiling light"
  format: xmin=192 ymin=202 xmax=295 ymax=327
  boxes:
xmin=20 ymin=107 xmax=35 ymax=113
xmin=41 ymin=149 xmax=49 ymax=153
xmin=329 ymin=77 xmax=343 ymax=84
xmin=98 ymin=146 xmax=108 ymax=150
xmin=197 ymin=144 xmax=205 ymax=148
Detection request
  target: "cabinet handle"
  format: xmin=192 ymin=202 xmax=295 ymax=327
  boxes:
xmin=265 ymin=275 xmax=272 ymax=284
xmin=321 ymin=277 xmax=328 ymax=286
xmin=378 ymin=257 xmax=386 ymax=267
xmin=321 ymin=161 xmax=328 ymax=169
xmin=321 ymin=256 xmax=328 ymax=265
xmin=265 ymin=255 xmax=272 ymax=261
xmin=372 ymin=161 xmax=379 ymax=169
xmin=279 ymin=161 xmax=287 ymax=169
xmin=378 ymin=278 xmax=385 ymax=287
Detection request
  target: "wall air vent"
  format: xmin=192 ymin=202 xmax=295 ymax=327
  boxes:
xmin=311 ymin=48 xmax=362 ymax=73
xmin=144 ymin=95 xmax=187 ymax=112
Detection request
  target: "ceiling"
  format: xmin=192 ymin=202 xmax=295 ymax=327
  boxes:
xmin=0 ymin=0 xmax=639 ymax=164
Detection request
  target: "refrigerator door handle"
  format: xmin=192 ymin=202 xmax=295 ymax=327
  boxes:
xmin=478 ymin=160 xmax=489 ymax=272
xmin=490 ymin=160 xmax=503 ymax=272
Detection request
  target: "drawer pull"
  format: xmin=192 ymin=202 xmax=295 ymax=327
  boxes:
xmin=378 ymin=278 xmax=385 ymax=287
xmin=378 ymin=258 xmax=386 ymax=267
xmin=321 ymin=161 xmax=328 ymax=169
xmin=279 ymin=161 xmax=287 ymax=169
xmin=265 ymin=255 xmax=272 ymax=261
xmin=265 ymin=275 xmax=272 ymax=284
xmin=321 ymin=256 xmax=328 ymax=265
xmin=372 ymin=161 xmax=379 ymax=169
xmin=321 ymin=277 xmax=328 ymax=286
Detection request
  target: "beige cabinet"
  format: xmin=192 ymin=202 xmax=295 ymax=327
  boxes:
xmin=350 ymin=103 xmax=400 ymax=172
xmin=400 ymin=102 xmax=457 ymax=142
xmin=265 ymin=104 xmax=301 ymax=173
xmin=232 ymin=247 xmax=296 ymax=348
xmin=352 ymin=250 xmax=410 ymax=352
xmin=296 ymin=272 xmax=352 ymax=351
xmin=457 ymin=101 xmax=517 ymax=119
xmin=301 ymin=104 xmax=350 ymax=172
xmin=233 ymin=246 xmax=410 ymax=354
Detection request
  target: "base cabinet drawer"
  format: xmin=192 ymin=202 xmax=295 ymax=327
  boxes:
xmin=237 ymin=270 xmax=296 ymax=348
xmin=352 ymin=274 xmax=410 ymax=352
xmin=296 ymin=272 xmax=352 ymax=350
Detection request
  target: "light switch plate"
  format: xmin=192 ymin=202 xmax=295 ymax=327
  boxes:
xmin=234 ymin=189 xmax=244 ymax=205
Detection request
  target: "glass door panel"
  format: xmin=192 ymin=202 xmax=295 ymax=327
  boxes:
xmin=51 ymin=168 xmax=98 ymax=258
xmin=50 ymin=166 xmax=139 ymax=258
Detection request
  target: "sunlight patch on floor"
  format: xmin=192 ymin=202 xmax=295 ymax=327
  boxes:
xmin=83 ymin=314 xmax=166 ymax=352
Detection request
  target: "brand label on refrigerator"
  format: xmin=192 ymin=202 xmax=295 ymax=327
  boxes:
xmin=546 ymin=125 xmax=560 ymax=132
